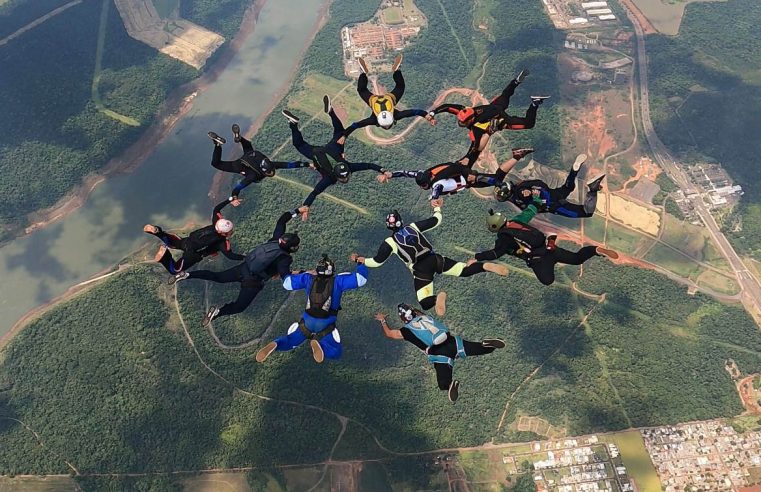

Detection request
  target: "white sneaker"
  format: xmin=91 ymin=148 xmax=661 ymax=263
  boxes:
xmin=572 ymin=154 xmax=587 ymax=172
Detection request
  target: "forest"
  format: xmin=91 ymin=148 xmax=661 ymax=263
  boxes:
xmin=0 ymin=0 xmax=249 ymax=236
xmin=1 ymin=0 xmax=759 ymax=488
xmin=645 ymin=0 xmax=761 ymax=257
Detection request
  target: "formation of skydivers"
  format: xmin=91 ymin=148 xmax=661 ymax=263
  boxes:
xmin=144 ymin=54 xmax=619 ymax=402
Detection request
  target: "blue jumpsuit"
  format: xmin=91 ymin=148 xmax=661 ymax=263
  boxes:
xmin=274 ymin=264 xmax=369 ymax=360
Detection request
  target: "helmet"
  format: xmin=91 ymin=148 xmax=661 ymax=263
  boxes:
xmin=494 ymin=182 xmax=513 ymax=202
xmin=397 ymin=303 xmax=417 ymax=323
xmin=259 ymin=159 xmax=275 ymax=177
xmin=316 ymin=254 xmax=335 ymax=277
xmin=456 ymin=107 xmax=475 ymax=127
xmin=278 ymin=232 xmax=300 ymax=252
xmin=385 ymin=210 xmax=403 ymax=230
xmin=414 ymin=171 xmax=431 ymax=190
xmin=487 ymin=209 xmax=506 ymax=233
xmin=377 ymin=111 xmax=394 ymax=129
xmin=334 ymin=162 xmax=351 ymax=183
xmin=214 ymin=219 xmax=234 ymax=236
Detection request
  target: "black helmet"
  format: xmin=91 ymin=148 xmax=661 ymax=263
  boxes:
xmin=278 ymin=232 xmax=300 ymax=252
xmin=397 ymin=303 xmax=418 ymax=323
xmin=316 ymin=254 xmax=335 ymax=277
xmin=494 ymin=182 xmax=513 ymax=202
xmin=385 ymin=210 xmax=403 ymax=230
xmin=414 ymin=171 xmax=431 ymax=190
xmin=334 ymin=162 xmax=351 ymax=183
xmin=259 ymin=158 xmax=275 ymax=177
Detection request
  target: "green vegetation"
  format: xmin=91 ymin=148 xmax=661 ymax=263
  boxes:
xmin=645 ymin=0 xmax=761 ymax=258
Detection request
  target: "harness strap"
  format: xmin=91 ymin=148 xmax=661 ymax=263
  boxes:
xmin=427 ymin=354 xmax=454 ymax=366
xmin=455 ymin=336 xmax=467 ymax=359
xmin=297 ymin=319 xmax=336 ymax=341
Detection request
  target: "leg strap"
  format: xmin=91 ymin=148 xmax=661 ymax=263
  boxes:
xmin=297 ymin=319 xmax=336 ymax=341
xmin=428 ymin=354 xmax=454 ymax=366
xmin=455 ymin=336 xmax=467 ymax=359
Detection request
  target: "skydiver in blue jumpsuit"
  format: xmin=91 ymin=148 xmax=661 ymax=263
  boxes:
xmin=255 ymin=255 xmax=369 ymax=363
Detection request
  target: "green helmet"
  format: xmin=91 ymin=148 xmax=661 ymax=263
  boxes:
xmin=486 ymin=209 xmax=506 ymax=233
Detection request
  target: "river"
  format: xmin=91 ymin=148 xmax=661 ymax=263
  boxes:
xmin=0 ymin=0 xmax=324 ymax=337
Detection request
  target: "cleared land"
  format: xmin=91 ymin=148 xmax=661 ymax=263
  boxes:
xmin=114 ymin=0 xmax=224 ymax=69
xmin=0 ymin=476 xmax=78 ymax=492
xmin=630 ymin=0 xmax=728 ymax=35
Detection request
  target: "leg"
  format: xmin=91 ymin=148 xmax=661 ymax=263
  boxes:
xmin=529 ymin=255 xmax=558 ymax=286
xmin=470 ymin=173 xmax=500 ymax=188
xmin=502 ymin=104 xmax=538 ymax=130
xmin=551 ymin=202 xmax=593 ymax=219
xmin=217 ymin=283 xmax=263 ymax=318
xmin=390 ymin=69 xmax=405 ymax=102
xmin=211 ymin=147 xmax=246 ymax=174
xmin=274 ymin=322 xmax=308 ymax=351
xmin=239 ymin=136 xmax=254 ymax=154
xmin=462 ymin=339 xmax=496 ymax=356
xmin=319 ymin=329 xmax=343 ymax=360
xmin=289 ymin=124 xmax=315 ymax=160
xmin=357 ymin=73 xmax=373 ymax=105
xmin=149 ymin=229 xmax=183 ymax=249
xmin=328 ymin=109 xmax=346 ymax=144
xmin=491 ymin=79 xmax=519 ymax=111
xmin=554 ymin=246 xmax=598 ymax=266
xmin=434 ymin=362 xmax=454 ymax=391
xmin=188 ymin=264 xmax=244 ymax=283
xmin=414 ymin=275 xmax=436 ymax=311
xmin=439 ymin=256 xmax=486 ymax=278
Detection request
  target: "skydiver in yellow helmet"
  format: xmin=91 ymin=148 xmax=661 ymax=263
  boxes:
xmin=342 ymin=53 xmax=436 ymax=138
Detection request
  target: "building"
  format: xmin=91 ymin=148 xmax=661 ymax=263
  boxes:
xmin=581 ymin=1 xmax=608 ymax=8
xmin=599 ymin=14 xmax=617 ymax=20
xmin=569 ymin=17 xmax=589 ymax=25
xmin=586 ymin=8 xmax=613 ymax=14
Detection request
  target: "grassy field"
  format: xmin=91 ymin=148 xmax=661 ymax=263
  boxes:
xmin=602 ymin=431 xmax=662 ymax=492
xmin=696 ymin=269 xmax=740 ymax=296
xmin=631 ymin=0 xmax=728 ymax=35
xmin=645 ymin=243 xmax=702 ymax=279
xmin=181 ymin=472 xmax=254 ymax=492
xmin=0 ymin=476 xmax=78 ymax=492
xmin=151 ymin=0 xmax=179 ymax=19
xmin=605 ymin=221 xmax=649 ymax=256
xmin=380 ymin=6 xmax=403 ymax=24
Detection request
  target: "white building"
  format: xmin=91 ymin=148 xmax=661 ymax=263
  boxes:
xmin=598 ymin=14 xmax=616 ymax=20
xmin=581 ymin=1 xmax=608 ymax=8
xmin=586 ymin=8 xmax=612 ymax=14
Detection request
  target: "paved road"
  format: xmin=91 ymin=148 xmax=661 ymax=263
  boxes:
xmin=623 ymin=3 xmax=761 ymax=316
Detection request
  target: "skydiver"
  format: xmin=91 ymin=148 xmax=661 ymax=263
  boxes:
xmin=342 ymin=54 xmax=436 ymax=137
xmin=349 ymin=199 xmax=508 ymax=315
xmin=473 ymin=198 xmax=619 ymax=286
xmin=383 ymin=148 xmax=534 ymax=200
xmin=207 ymin=125 xmax=311 ymax=203
xmin=171 ymin=208 xmax=303 ymax=326
xmin=374 ymin=305 xmax=505 ymax=402
xmin=431 ymin=69 xmax=548 ymax=167
xmin=282 ymin=103 xmax=391 ymax=220
xmin=256 ymin=255 xmax=369 ymax=364
xmin=494 ymin=153 xmax=605 ymax=219
xmin=143 ymin=198 xmax=243 ymax=274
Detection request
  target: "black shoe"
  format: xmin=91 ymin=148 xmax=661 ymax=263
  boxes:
xmin=323 ymin=95 xmax=331 ymax=114
xmin=516 ymin=69 xmax=529 ymax=84
xmin=482 ymin=338 xmax=506 ymax=349
xmin=448 ymin=380 xmax=460 ymax=402
xmin=391 ymin=53 xmax=403 ymax=72
xmin=546 ymin=234 xmax=557 ymax=251
xmin=282 ymin=110 xmax=299 ymax=125
xmin=232 ymin=123 xmax=241 ymax=143
xmin=512 ymin=147 xmax=534 ymax=160
xmin=202 ymin=306 xmax=220 ymax=327
xmin=530 ymin=96 xmax=550 ymax=106
xmin=208 ymin=131 xmax=226 ymax=146
xmin=587 ymin=174 xmax=605 ymax=193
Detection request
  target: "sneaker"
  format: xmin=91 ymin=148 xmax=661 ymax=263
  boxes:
xmin=516 ymin=69 xmax=530 ymax=84
xmin=546 ymin=234 xmax=557 ymax=251
xmin=391 ymin=53 xmax=403 ymax=72
xmin=482 ymin=338 xmax=506 ymax=349
xmin=587 ymin=174 xmax=605 ymax=193
xmin=255 ymin=341 xmax=277 ymax=363
xmin=530 ymin=96 xmax=551 ymax=106
xmin=207 ymin=131 xmax=226 ymax=146
xmin=202 ymin=305 xmax=220 ymax=327
xmin=448 ymin=380 xmax=460 ymax=402
xmin=143 ymin=224 xmax=159 ymax=234
xmin=596 ymin=247 xmax=619 ymax=260
xmin=512 ymin=147 xmax=534 ymax=160
xmin=168 ymin=271 xmax=189 ymax=285
xmin=231 ymin=123 xmax=241 ymax=143
xmin=357 ymin=57 xmax=369 ymax=75
xmin=483 ymin=262 xmax=509 ymax=276
xmin=310 ymin=339 xmax=325 ymax=363
xmin=323 ymin=94 xmax=331 ymax=114
xmin=282 ymin=109 xmax=300 ymax=125
xmin=435 ymin=291 xmax=447 ymax=317
xmin=572 ymin=154 xmax=587 ymax=172
xmin=154 ymin=244 xmax=167 ymax=262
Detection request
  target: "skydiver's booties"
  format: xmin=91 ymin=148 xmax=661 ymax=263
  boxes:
xmin=375 ymin=305 xmax=505 ymax=402
xmin=256 ymin=255 xmax=369 ymax=364
xmin=494 ymin=153 xmax=604 ymax=219
xmin=207 ymin=126 xmax=311 ymax=203
xmin=350 ymin=199 xmax=508 ymax=315
xmin=282 ymin=106 xmax=391 ymax=220
xmin=431 ymin=69 xmax=548 ymax=167
xmin=170 ymin=209 xmax=302 ymax=326
xmin=342 ymin=53 xmax=435 ymax=138
xmin=143 ymin=199 xmax=243 ymax=274
xmin=473 ymin=200 xmax=619 ymax=286
xmin=383 ymin=148 xmax=534 ymax=200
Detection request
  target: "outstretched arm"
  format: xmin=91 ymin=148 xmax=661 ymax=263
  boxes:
xmin=510 ymin=198 xmax=541 ymax=225
xmin=475 ymin=236 xmax=513 ymax=261
xmin=211 ymin=199 xmax=233 ymax=223
xmin=390 ymin=170 xmax=422 ymax=179
xmin=283 ymin=271 xmax=311 ymax=291
xmin=431 ymin=103 xmax=464 ymax=116
xmin=349 ymin=162 xmax=385 ymax=173
xmin=270 ymin=210 xmax=296 ymax=241
xmin=221 ymin=240 xmax=245 ymax=261
xmin=335 ymin=263 xmax=369 ymax=291
xmin=394 ymin=108 xmax=435 ymax=125
xmin=343 ymin=116 xmax=376 ymax=137
xmin=375 ymin=313 xmax=404 ymax=340
xmin=303 ymin=176 xmax=333 ymax=207
xmin=411 ymin=204 xmax=443 ymax=232
xmin=272 ymin=160 xmax=311 ymax=170
xmin=231 ymin=176 xmax=257 ymax=199
xmin=353 ymin=239 xmax=396 ymax=268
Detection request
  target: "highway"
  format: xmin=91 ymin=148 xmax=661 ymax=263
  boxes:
xmin=622 ymin=3 xmax=761 ymax=317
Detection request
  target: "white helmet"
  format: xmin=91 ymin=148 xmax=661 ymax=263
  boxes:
xmin=377 ymin=110 xmax=394 ymax=129
xmin=215 ymin=219 xmax=234 ymax=235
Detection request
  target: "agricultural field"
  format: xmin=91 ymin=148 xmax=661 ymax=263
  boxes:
xmin=0 ymin=476 xmax=78 ymax=492
xmin=630 ymin=0 xmax=728 ymax=35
